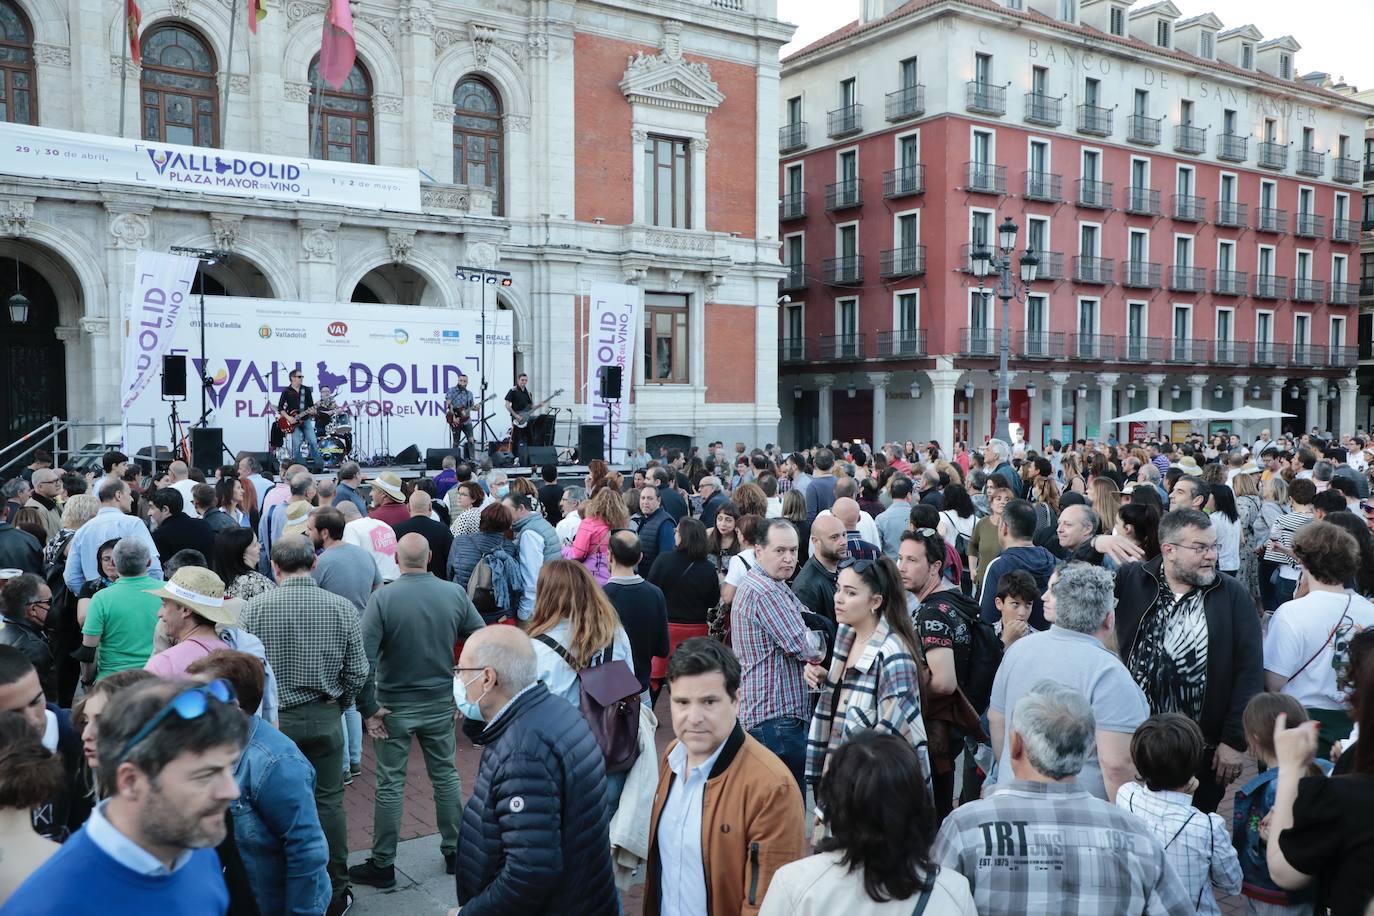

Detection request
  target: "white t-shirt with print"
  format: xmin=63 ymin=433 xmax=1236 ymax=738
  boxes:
xmin=342 ymin=518 xmax=401 ymax=581
xmin=1264 ymin=590 xmax=1374 ymax=709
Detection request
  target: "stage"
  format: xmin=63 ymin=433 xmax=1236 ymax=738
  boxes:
xmin=306 ymin=463 xmax=629 ymax=486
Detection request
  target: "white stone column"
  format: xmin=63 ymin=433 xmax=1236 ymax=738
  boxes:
xmin=1305 ymin=378 xmax=1324 ymax=433
xmin=1188 ymin=373 xmax=1208 ymax=432
xmin=1269 ymin=378 xmax=1287 ymax=432
xmin=1026 ymin=376 xmax=1043 ymax=451
xmin=1229 ymin=376 xmax=1250 ymax=441
xmin=691 ymin=138 xmax=709 ymax=231
xmin=816 ymin=374 xmax=835 ymax=446
xmin=1097 ymin=373 xmax=1119 ymax=443
xmin=928 ymin=363 xmax=961 ymax=449
xmin=868 ymin=372 xmax=892 ymax=448
xmin=630 ymin=128 xmax=647 ymax=224
xmin=977 ymin=384 xmax=994 ymax=444
xmin=1143 ymin=373 xmax=1165 ymax=439
xmin=1048 ymin=371 xmax=1069 ymax=447
xmin=1340 ymin=374 xmax=1359 ymax=435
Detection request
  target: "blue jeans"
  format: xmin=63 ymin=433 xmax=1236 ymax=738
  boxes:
xmin=290 ymin=418 xmax=322 ymax=464
xmin=748 ymin=716 xmax=807 ymax=792
xmin=341 ymin=704 xmax=362 ymax=769
xmin=1271 ymin=570 xmax=1298 ymax=609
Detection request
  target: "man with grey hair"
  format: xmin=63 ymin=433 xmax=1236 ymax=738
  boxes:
xmin=983 ymin=438 xmax=1022 ymax=497
xmin=934 ymin=680 xmax=1190 ymax=915
xmin=987 ymin=562 xmax=1147 ymax=802
xmin=453 ymin=626 xmax=617 ymax=913
xmin=64 ymin=477 xmax=163 ymax=594
xmin=698 ymin=475 xmax=728 ymax=528
xmin=79 ymin=537 xmax=162 ymax=682
xmin=23 ymin=468 xmax=62 ymax=541
xmin=555 ymin=485 xmax=585 ymax=546
xmin=1039 ymin=504 xmax=1104 ymax=564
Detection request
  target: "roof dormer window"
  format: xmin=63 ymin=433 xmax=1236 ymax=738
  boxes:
xmin=1279 ymin=53 xmax=1291 ymax=78
xmin=1199 ymin=30 xmax=1214 ymax=58
xmin=1241 ymin=42 xmax=1253 ymax=68
xmin=1110 ymin=6 xmax=1125 ymax=35
xmin=1156 ymin=19 xmax=1171 ymax=48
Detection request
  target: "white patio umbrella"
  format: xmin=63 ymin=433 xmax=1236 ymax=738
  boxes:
xmin=1223 ymin=405 xmax=1298 ymax=420
xmin=1178 ymin=407 xmax=1233 ymax=421
xmin=1106 ymin=407 xmax=1188 ymax=424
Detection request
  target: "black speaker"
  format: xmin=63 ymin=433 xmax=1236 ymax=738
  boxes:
xmin=488 ymin=448 xmax=514 ymax=468
xmin=597 ymin=365 xmax=623 ymax=400
xmin=161 ymin=354 xmax=188 ymax=399
xmin=425 ymin=448 xmax=461 ymax=471
xmin=578 ymin=424 xmax=605 ymax=463
xmin=242 ymin=451 xmax=279 ymax=476
xmin=395 ymin=444 xmax=421 ymax=465
xmin=189 ymin=427 xmax=222 ymax=474
xmin=527 ymin=445 xmax=558 ymax=468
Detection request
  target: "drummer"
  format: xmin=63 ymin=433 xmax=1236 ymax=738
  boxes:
xmin=316 ymin=385 xmax=341 ymax=427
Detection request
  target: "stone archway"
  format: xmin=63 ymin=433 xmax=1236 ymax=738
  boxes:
xmin=0 ymin=239 xmax=74 ymax=443
xmin=349 ymin=263 xmax=433 ymax=306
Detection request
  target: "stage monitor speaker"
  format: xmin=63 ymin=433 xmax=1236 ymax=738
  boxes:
xmin=425 ymin=448 xmax=461 ymax=471
xmin=597 ymin=365 xmax=623 ymax=401
xmin=242 ymin=451 xmax=279 ymax=476
xmin=488 ymin=448 xmax=514 ymax=468
xmin=527 ymin=445 xmax=559 ymax=468
xmin=161 ymin=354 xmax=188 ymax=399
xmin=579 ymin=424 xmax=605 ymax=464
xmin=189 ymin=427 xmax=222 ymax=474
xmin=395 ymin=444 xmax=421 ymax=465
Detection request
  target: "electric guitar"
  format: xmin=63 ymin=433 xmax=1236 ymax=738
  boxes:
xmin=446 ymin=394 xmax=493 ymax=429
xmin=275 ymin=405 xmax=317 ymax=434
xmin=510 ymin=389 xmax=565 ymax=429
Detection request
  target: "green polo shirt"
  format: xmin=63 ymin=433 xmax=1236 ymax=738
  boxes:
xmin=82 ymin=575 xmax=162 ymax=679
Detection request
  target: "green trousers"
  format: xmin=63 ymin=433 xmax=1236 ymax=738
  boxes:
xmin=370 ymin=698 xmax=463 ymax=866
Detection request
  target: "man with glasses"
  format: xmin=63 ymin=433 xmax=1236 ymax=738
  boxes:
xmin=277 ymin=369 xmax=322 ymax=467
xmin=24 ymin=468 xmax=63 ymax=541
xmin=1114 ymin=508 xmax=1262 ymax=813
xmin=0 ymin=574 xmax=55 ymax=699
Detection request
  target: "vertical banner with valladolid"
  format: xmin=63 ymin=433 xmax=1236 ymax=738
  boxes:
xmin=120 ymin=251 xmax=198 ymax=447
xmin=586 ymin=282 xmax=641 ymax=463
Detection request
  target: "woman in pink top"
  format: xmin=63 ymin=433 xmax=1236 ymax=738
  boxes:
xmin=561 ymin=486 xmax=629 ymax=585
xmin=143 ymin=567 xmax=232 ymax=677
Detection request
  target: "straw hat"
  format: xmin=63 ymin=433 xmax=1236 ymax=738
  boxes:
xmin=147 ymin=567 xmax=235 ymax=625
xmin=1234 ymin=461 xmax=1261 ymax=476
xmin=281 ymin=500 xmax=312 ymax=539
xmin=1177 ymin=456 xmax=1203 ymax=476
xmin=371 ymin=471 xmax=405 ymax=502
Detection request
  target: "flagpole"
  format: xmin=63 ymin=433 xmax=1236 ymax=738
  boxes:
xmin=221 ymin=0 xmax=239 ymax=144
xmin=118 ymin=9 xmax=130 ymax=137
xmin=309 ymin=70 xmax=323 ymax=158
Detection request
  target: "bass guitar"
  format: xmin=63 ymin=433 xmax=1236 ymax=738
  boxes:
xmin=510 ymin=388 xmax=565 ymax=429
xmin=446 ymin=394 xmax=494 ymax=430
xmin=275 ymin=405 xmax=317 ymax=434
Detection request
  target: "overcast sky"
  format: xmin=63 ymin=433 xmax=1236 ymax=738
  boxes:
xmin=777 ymin=0 xmax=1373 ymax=91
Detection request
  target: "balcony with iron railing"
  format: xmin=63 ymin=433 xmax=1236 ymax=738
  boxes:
xmin=966 ymin=162 xmax=1007 ymax=194
xmin=1330 ymin=346 xmax=1357 ymax=367
xmin=1072 ymin=334 xmax=1115 ymax=360
xmin=1173 ymin=194 xmax=1206 ymax=222
xmin=960 ymin=327 xmax=997 ymax=357
xmin=876 ymin=329 xmax=927 ymax=358
xmin=780 ymin=338 xmax=809 ymax=364
xmin=1122 ymin=260 xmax=1162 ymax=288
xmin=825 ymin=178 xmax=863 ymax=210
xmin=1076 ymin=178 xmax=1113 ymax=209
xmin=1292 ymin=278 xmax=1325 ymax=303
xmin=1174 ymin=123 xmax=1207 ymax=155
xmin=1290 ymin=344 xmax=1327 ymax=367
xmin=1258 ymin=141 xmax=1287 ymax=170
xmin=779 ymin=262 xmax=807 ymax=292
xmin=1255 ymin=207 xmax=1287 ymax=234
xmin=1126 ymin=186 xmax=1160 ymax=216
xmin=779 ymin=121 xmax=807 ymax=153
xmin=1366 ymin=213 xmax=1374 ymax=232
xmin=1212 ymin=270 xmax=1248 ymax=296
xmin=880 ymin=246 xmax=927 ymax=279
xmin=1254 ymin=275 xmax=1286 ymax=299
xmin=1077 ymin=103 xmax=1113 ymax=137
xmin=1018 ymin=330 xmax=1066 ymax=359
xmin=1121 ymin=336 xmax=1165 ymax=362
xmin=1073 ymin=255 xmax=1114 ymax=284
xmin=821 ymin=255 xmax=864 ymax=285
xmin=1170 ymin=265 xmax=1206 ymax=293
xmin=1166 ymin=338 xmax=1207 ymax=363
xmin=819 ymin=333 xmax=865 ymax=360
xmin=779 ymin=191 xmax=805 ymax=221
xmin=885 ymin=84 xmax=925 ymax=122
xmin=1294 ymin=212 xmax=1324 ymax=238
xmin=1330 ymin=282 xmax=1358 ymax=306
xmin=827 ymin=104 xmax=863 ymax=139
xmin=1333 ymin=156 xmax=1360 ymax=184
xmin=1127 ymin=114 xmax=1161 ymax=145
xmin=1211 ymin=340 xmax=1246 ymax=363
xmin=965 ymin=81 xmax=1006 ymax=116
xmin=1295 ymin=149 xmax=1325 ymax=177
xmin=1362 ymin=276 xmax=1374 ymax=299
xmin=1363 ymin=340 xmax=1374 ymax=362
xmin=1034 ymin=251 xmax=1066 ymax=280
xmin=1023 ymin=92 xmax=1061 ymax=126
xmin=883 ymin=164 xmax=925 ymax=198
xmin=1366 ymin=153 xmax=1374 ymax=181
xmin=1252 ymin=342 xmax=1285 ymax=365
xmin=1216 ymin=200 xmax=1247 ymax=227
xmin=1332 ymin=218 xmax=1358 ymax=243
xmin=1023 ymin=170 xmax=1063 ymax=202
xmin=1218 ymin=133 xmax=1248 ymax=162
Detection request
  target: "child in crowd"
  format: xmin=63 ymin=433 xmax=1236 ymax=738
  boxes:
xmin=992 ymin=570 xmax=1037 ymax=648
xmin=1117 ymin=713 xmax=1243 ymax=914
xmin=1232 ymin=693 xmax=1332 ymax=915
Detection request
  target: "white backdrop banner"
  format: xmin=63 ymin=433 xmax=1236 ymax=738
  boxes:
xmin=122 ymin=297 xmax=513 ymax=459
xmin=120 ymin=251 xmax=199 ymax=412
xmin=585 ymin=282 xmax=641 ymax=463
xmin=0 ymin=121 xmax=421 ymax=212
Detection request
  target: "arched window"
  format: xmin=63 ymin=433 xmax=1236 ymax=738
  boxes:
xmin=308 ymin=57 xmax=373 ymax=163
xmin=0 ymin=1 xmax=36 ymax=124
xmin=453 ymin=77 xmax=503 ymax=216
xmin=140 ymin=24 xmax=217 ymax=147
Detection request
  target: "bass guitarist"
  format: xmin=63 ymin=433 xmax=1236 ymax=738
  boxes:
xmin=444 ymin=373 xmax=477 ymax=461
xmin=276 ymin=369 xmax=322 ymax=466
xmin=504 ymin=372 xmax=534 ymax=464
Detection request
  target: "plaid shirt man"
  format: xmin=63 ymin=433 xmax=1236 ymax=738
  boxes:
xmin=732 ymin=565 xmax=821 ymax=729
xmin=931 ymin=780 xmax=1192 ymax=915
xmin=844 ymin=530 xmax=881 ymax=562
xmin=241 ymin=575 xmax=368 ymax=711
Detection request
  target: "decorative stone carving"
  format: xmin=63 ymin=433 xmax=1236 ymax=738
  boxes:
xmin=32 ymin=44 xmax=71 ymax=67
xmin=374 ymin=94 xmax=403 ymax=114
xmin=465 ymin=240 xmax=499 ymax=269
xmin=80 ymin=317 xmax=109 ymax=336
xmin=527 ymin=32 xmax=549 ymax=59
xmin=170 ymin=0 xmax=190 ymax=16
xmin=284 ymin=81 xmax=312 ymax=103
xmin=432 ymin=102 xmax=455 ymax=122
xmin=286 ymin=1 xmax=324 ymax=27
xmin=468 ymin=23 xmax=498 ymax=69
xmin=301 ymin=226 xmax=336 ymax=263
xmin=497 ymin=39 xmax=526 ymax=66
xmin=110 ymin=55 xmax=139 ymax=78
xmin=229 ymin=75 xmax=250 ymax=95
xmin=399 ymin=0 xmax=434 ymax=36
xmin=645 ymin=229 xmax=713 ymax=253
xmin=434 ymin=28 xmax=462 ymax=51
xmin=359 ymin=14 xmax=398 ymax=49
xmin=690 ymin=137 xmax=709 ymax=153
xmin=630 ymin=128 xmax=648 ymax=143
xmin=619 ymin=22 xmax=725 ymax=115
xmin=667 ymin=269 xmax=684 ymax=291
xmin=387 ymin=228 xmax=416 ymax=264
xmin=504 ymin=114 xmax=530 ymax=133
xmin=107 ymin=211 xmax=150 ymax=250
xmin=209 ymin=214 xmax=242 ymax=252
xmin=53 ymin=326 xmax=80 ymax=343
xmin=421 ymin=186 xmax=470 ymax=211
xmin=622 ymin=266 xmax=647 ymax=285
xmin=705 ymin=271 xmax=726 ymax=299
xmin=0 ymin=198 xmax=35 ymax=236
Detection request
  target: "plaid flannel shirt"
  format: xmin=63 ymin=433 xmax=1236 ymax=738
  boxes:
xmin=931 ymin=780 xmax=1193 ymax=916
xmin=844 ymin=531 xmax=882 ymax=562
xmin=1116 ymin=782 xmax=1242 ymax=915
xmin=804 ymin=619 xmax=929 ymax=785
xmin=732 ymin=565 xmax=821 ymax=729
xmin=240 ymin=576 xmax=368 ymax=711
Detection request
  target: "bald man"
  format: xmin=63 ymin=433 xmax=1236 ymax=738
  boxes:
xmin=392 ymin=490 xmax=453 ymax=578
xmin=832 ymin=496 xmax=881 ymax=561
xmin=791 ymin=514 xmax=848 ymax=624
xmin=166 ymin=459 xmax=199 ymax=516
xmin=353 ymin=531 xmax=484 ymax=887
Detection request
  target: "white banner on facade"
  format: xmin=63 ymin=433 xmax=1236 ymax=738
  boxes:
xmin=0 ymin=121 xmax=421 ymax=212
xmin=586 ymin=282 xmax=641 ymax=463
xmin=121 ymin=297 xmax=513 ymax=459
xmin=119 ymin=251 xmax=199 ymax=446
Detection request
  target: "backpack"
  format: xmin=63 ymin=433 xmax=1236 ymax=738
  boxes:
xmin=942 ymin=511 xmax=971 ymax=561
xmin=534 ymin=634 xmax=642 ymax=774
xmin=924 ymin=592 xmax=1002 ymax=715
xmin=467 ymin=547 xmax=519 ymax=621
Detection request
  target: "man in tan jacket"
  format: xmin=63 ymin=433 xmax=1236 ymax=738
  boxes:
xmin=644 ymin=637 xmax=805 ymax=916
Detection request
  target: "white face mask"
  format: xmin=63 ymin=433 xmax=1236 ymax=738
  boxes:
xmin=456 ymin=672 xmax=489 ymax=723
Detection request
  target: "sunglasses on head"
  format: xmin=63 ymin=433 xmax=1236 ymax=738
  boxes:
xmin=117 ymin=679 xmax=236 ymax=764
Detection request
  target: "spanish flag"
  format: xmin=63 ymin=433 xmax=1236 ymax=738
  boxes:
xmin=126 ymin=0 xmax=141 ymax=64
xmin=248 ymin=0 xmax=267 ymax=34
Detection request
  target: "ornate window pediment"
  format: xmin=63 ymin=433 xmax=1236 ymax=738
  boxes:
xmin=619 ymin=21 xmax=724 ymax=115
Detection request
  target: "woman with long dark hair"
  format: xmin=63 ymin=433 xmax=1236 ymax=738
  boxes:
xmin=706 ymin=502 xmax=742 ymax=576
xmin=1115 ymin=503 xmax=1162 ymax=561
xmin=215 ymin=477 xmax=250 ymax=528
xmin=1208 ymin=484 xmax=1242 ymax=577
xmin=213 ymin=527 xmax=274 ymax=601
xmin=647 ymin=517 xmax=720 ymax=695
xmin=761 ymin=731 xmax=975 ymax=915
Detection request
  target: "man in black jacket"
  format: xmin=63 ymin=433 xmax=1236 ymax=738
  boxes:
xmin=0 ymin=573 xmax=55 ymax=700
xmin=1113 ymin=507 xmax=1262 ymax=813
xmin=0 ymin=517 xmax=42 ymax=574
xmin=791 ymin=515 xmax=847 ymax=623
xmin=149 ymin=487 xmax=215 ymax=564
xmin=454 ymin=626 xmax=617 ymax=915
xmin=636 ymin=485 xmax=675 ymax=574
xmin=652 ymin=467 xmax=689 ymax=522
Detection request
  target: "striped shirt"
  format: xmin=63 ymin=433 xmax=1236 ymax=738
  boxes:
xmin=732 ymin=566 xmax=822 ymax=729
xmin=1116 ymin=782 xmax=1242 ymax=915
xmin=1262 ymin=510 xmax=1314 ymax=571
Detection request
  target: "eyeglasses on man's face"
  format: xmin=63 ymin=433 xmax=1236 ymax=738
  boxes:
xmin=1166 ymin=541 xmax=1218 ymax=557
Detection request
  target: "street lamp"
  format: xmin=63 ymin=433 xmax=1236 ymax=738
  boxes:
xmin=971 ymin=217 xmax=1039 ymax=443
xmin=7 ymin=256 xmax=26 ymax=324
xmin=964 ymin=380 xmax=976 ymax=400
xmin=1026 ymin=380 xmax=1037 ymax=398
xmin=909 ymin=381 xmax=922 ymax=399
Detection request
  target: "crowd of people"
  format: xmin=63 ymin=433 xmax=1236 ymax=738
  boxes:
xmin=0 ymin=426 xmax=1373 ymax=915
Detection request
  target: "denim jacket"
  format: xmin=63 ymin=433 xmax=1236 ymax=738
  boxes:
xmin=230 ymin=717 xmax=331 ymax=916
xmin=1231 ymin=760 xmax=1332 ymax=906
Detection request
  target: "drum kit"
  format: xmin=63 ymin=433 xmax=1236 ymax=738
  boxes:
xmin=272 ymin=408 xmax=355 ymax=469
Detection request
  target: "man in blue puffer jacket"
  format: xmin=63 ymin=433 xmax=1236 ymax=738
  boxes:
xmin=453 ymin=626 xmax=617 ymax=915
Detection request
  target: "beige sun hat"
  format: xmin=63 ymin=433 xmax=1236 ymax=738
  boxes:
xmin=147 ymin=567 xmax=235 ymax=625
xmin=1177 ymin=456 xmax=1203 ymax=476
xmin=371 ymin=471 xmax=405 ymax=502
xmin=281 ymin=500 xmax=312 ymax=539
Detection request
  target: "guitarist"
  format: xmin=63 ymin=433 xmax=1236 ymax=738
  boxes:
xmin=504 ymin=373 xmax=534 ymax=464
xmin=276 ymin=369 xmax=321 ymax=467
xmin=444 ymin=373 xmax=477 ymax=461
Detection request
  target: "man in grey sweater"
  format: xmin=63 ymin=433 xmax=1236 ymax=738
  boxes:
xmin=350 ymin=533 xmax=485 ymax=888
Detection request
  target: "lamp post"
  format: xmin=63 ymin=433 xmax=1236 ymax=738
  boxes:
xmin=970 ymin=218 xmax=1039 ymax=444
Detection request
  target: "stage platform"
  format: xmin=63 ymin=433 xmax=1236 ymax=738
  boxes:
xmin=311 ymin=463 xmax=629 ymax=484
